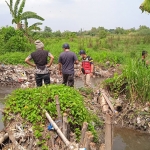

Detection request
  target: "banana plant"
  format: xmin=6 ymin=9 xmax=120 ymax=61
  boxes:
xmin=5 ymin=0 xmax=44 ymax=29
xmin=24 ymin=18 xmax=42 ymax=34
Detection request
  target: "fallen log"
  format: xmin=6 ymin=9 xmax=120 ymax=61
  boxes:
xmin=101 ymin=89 xmax=114 ymax=113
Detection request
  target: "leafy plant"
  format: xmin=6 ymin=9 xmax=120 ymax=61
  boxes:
xmin=4 ymin=84 xmax=101 ymax=146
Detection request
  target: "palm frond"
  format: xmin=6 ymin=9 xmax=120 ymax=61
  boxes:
xmin=5 ymin=0 xmax=14 ymax=17
xmin=18 ymin=0 xmax=26 ymax=16
xmin=29 ymin=22 xmax=43 ymax=27
xmin=14 ymin=0 xmax=21 ymax=17
xmin=28 ymin=26 xmax=41 ymax=31
xmin=10 ymin=0 xmax=13 ymax=10
xmin=12 ymin=18 xmax=16 ymax=24
xmin=28 ymin=22 xmax=42 ymax=31
xmin=21 ymin=11 xmax=44 ymax=21
xmin=24 ymin=18 xmax=28 ymax=28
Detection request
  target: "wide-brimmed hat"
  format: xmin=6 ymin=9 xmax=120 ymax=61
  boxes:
xmin=35 ymin=40 xmax=44 ymax=49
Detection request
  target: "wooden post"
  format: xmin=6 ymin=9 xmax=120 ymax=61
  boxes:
xmin=70 ymin=132 xmax=76 ymax=143
xmin=99 ymin=143 xmax=105 ymax=150
xmin=83 ymin=131 xmax=93 ymax=150
xmin=63 ymin=113 xmax=68 ymax=138
xmin=55 ymin=95 xmax=61 ymax=118
xmin=105 ymin=113 xmax=113 ymax=150
xmin=90 ymin=142 xmax=96 ymax=150
xmin=79 ymin=122 xmax=88 ymax=148
xmin=55 ymin=95 xmax=62 ymax=128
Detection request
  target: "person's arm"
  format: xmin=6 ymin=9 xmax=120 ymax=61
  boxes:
xmin=88 ymin=56 xmax=94 ymax=76
xmin=74 ymin=53 xmax=79 ymax=64
xmin=78 ymin=63 xmax=82 ymax=76
xmin=25 ymin=55 xmax=36 ymax=67
xmin=46 ymin=53 xmax=54 ymax=67
xmin=58 ymin=63 xmax=62 ymax=75
xmin=74 ymin=60 xmax=79 ymax=64
xmin=90 ymin=63 xmax=94 ymax=76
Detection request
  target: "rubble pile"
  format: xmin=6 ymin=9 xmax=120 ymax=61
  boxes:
xmin=0 ymin=63 xmax=116 ymax=88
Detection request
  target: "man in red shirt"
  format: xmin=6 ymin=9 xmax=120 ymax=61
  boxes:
xmin=78 ymin=50 xmax=94 ymax=87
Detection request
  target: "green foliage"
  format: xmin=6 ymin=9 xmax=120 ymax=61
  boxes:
xmin=4 ymin=27 xmax=16 ymax=42
xmin=4 ymin=85 xmax=101 ymax=141
xmin=0 ymin=52 xmax=31 ymax=64
xmin=104 ymin=73 xmax=127 ymax=98
xmin=140 ymin=0 xmax=150 ymax=13
xmin=104 ymin=59 xmax=150 ymax=103
xmin=5 ymin=35 xmax=30 ymax=52
xmin=123 ymin=59 xmax=150 ymax=103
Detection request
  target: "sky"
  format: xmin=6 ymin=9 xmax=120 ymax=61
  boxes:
xmin=0 ymin=0 xmax=150 ymax=32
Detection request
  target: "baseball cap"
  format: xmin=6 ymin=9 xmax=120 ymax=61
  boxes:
xmin=62 ymin=43 xmax=70 ymax=49
xmin=79 ymin=50 xmax=86 ymax=55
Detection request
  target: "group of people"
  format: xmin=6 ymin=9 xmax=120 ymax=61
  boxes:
xmin=25 ymin=40 xmax=94 ymax=87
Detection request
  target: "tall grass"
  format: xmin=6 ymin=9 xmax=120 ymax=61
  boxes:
xmin=123 ymin=59 xmax=150 ymax=103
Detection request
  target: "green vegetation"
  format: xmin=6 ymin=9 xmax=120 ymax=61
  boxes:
xmin=5 ymin=0 xmax=44 ymax=30
xmin=1 ymin=24 xmax=150 ymax=104
xmin=4 ymin=84 xmax=103 ymax=145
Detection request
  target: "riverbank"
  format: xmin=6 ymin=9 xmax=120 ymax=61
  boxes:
xmin=0 ymin=64 xmax=150 ymax=149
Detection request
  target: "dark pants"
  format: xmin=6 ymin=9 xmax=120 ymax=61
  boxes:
xmin=62 ymin=74 xmax=74 ymax=87
xmin=35 ymin=73 xmax=50 ymax=87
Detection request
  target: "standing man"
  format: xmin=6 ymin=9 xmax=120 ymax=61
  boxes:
xmin=25 ymin=40 xmax=54 ymax=87
xmin=142 ymin=50 xmax=148 ymax=65
xmin=58 ymin=43 xmax=78 ymax=87
xmin=78 ymin=50 xmax=94 ymax=87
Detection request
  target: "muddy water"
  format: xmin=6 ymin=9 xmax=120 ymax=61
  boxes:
xmin=0 ymin=81 xmax=150 ymax=150
xmin=0 ymin=86 xmax=15 ymax=130
xmin=113 ymin=127 xmax=150 ymax=150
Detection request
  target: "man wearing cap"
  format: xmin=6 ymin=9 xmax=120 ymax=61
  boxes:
xmin=25 ymin=40 xmax=54 ymax=87
xmin=78 ymin=50 xmax=94 ymax=87
xmin=58 ymin=43 xmax=78 ymax=87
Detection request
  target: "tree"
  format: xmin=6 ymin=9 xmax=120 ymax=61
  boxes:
xmin=140 ymin=0 xmax=150 ymax=13
xmin=138 ymin=25 xmax=149 ymax=30
xmin=5 ymin=0 xmax=44 ymax=29
xmin=115 ymin=27 xmax=125 ymax=34
xmin=44 ymin=26 xmax=52 ymax=33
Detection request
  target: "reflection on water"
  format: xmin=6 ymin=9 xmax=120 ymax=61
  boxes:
xmin=75 ymin=77 xmax=103 ymax=88
xmin=0 ymin=86 xmax=16 ymax=130
xmin=113 ymin=127 xmax=150 ymax=150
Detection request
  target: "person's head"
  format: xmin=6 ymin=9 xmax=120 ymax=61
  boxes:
xmin=62 ymin=43 xmax=70 ymax=50
xmin=79 ymin=50 xmax=86 ymax=58
xmin=142 ymin=50 xmax=148 ymax=58
xmin=35 ymin=40 xmax=44 ymax=50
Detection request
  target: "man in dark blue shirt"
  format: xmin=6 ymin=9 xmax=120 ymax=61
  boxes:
xmin=58 ymin=43 xmax=78 ymax=87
